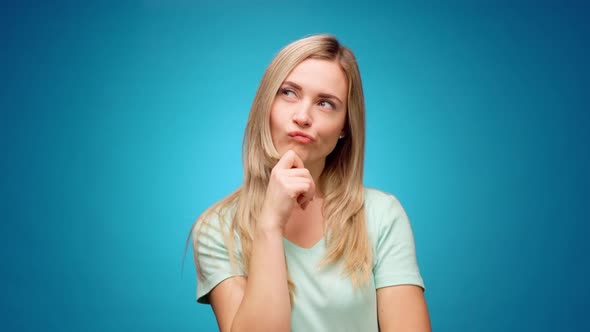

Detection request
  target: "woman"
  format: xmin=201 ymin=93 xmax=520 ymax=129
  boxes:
xmin=191 ymin=34 xmax=431 ymax=331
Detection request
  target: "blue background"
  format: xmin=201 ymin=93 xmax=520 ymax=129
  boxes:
xmin=2 ymin=0 xmax=589 ymax=331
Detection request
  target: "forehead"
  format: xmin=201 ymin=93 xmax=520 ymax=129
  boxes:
xmin=283 ymin=58 xmax=348 ymax=101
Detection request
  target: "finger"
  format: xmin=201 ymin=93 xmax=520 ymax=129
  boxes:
xmin=289 ymin=151 xmax=305 ymax=169
xmin=297 ymin=193 xmax=306 ymax=207
xmin=291 ymin=182 xmax=314 ymax=208
xmin=297 ymin=193 xmax=311 ymax=210
xmin=289 ymin=175 xmax=316 ymax=201
xmin=286 ymin=175 xmax=316 ymax=202
xmin=300 ymin=198 xmax=310 ymax=210
xmin=282 ymin=168 xmax=312 ymax=178
xmin=275 ymin=150 xmax=304 ymax=170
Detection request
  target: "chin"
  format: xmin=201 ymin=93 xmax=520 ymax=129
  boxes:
xmin=292 ymin=147 xmax=309 ymax=158
xmin=279 ymin=145 xmax=311 ymax=162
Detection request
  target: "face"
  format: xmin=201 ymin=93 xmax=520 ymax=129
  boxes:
xmin=270 ymin=58 xmax=348 ymax=169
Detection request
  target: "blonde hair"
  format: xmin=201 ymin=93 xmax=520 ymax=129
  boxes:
xmin=189 ymin=34 xmax=371 ymax=303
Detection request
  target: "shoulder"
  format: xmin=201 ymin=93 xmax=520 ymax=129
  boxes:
xmin=192 ymin=194 xmax=240 ymax=248
xmin=363 ymin=187 xmax=405 ymax=218
xmin=196 ymin=195 xmax=239 ymax=229
xmin=192 ymin=194 xmax=245 ymax=304
xmin=363 ymin=187 xmax=410 ymax=239
xmin=363 ymin=186 xmax=400 ymax=204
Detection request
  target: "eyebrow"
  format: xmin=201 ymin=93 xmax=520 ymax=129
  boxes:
xmin=283 ymin=81 xmax=344 ymax=105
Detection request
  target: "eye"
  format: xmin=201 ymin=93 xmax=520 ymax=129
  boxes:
xmin=280 ymin=88 xmax=296 ymax=98
xmin=318 ymin=100 xmax=335 ymax=109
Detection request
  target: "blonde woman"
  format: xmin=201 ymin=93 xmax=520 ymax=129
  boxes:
xmin=191 ymin=34 xmax=431 ymax=331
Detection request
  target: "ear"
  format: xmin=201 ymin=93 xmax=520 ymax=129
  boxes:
xmin=339 ymin=129 xmax=346 ymax=139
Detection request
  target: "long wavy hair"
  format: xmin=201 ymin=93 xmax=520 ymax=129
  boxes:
xmin=189 ymin=34 xmax=370 ymax=303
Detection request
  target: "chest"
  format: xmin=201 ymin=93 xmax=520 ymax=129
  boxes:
xmin=283 ymin=203 xmax=325 ymax=249
xmin=284 ymin=239 xmax=378 ymax=331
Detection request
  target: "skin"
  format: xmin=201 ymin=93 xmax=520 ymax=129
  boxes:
xmin=269 ymin=58 xmax=348 ymax=189
xmin=208 ymin=58 xmax=431 ymax=331
xmin=267 ymin=58 xmax=348 ymax=248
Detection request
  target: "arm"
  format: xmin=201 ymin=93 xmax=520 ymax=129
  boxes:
xmin=210 ymin=226 xmax=290 ymax=332
xmin=371 ymin=192 xmax=430 ymax=331
xmin=209 ymin=150 xmax=314 ymax=332
xmin=377 ymin=285 xmax=431 ymax=332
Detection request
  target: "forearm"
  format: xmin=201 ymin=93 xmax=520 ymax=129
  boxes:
xmin=231 ymin=226 xmax=291 ymax=332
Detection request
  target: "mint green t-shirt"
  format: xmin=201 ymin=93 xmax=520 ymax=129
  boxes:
xmin=194 ymin=187 xmax=425 ymax=331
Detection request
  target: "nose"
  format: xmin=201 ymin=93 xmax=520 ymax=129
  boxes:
xmin=292 ymin=103 xmax=312 ymax=127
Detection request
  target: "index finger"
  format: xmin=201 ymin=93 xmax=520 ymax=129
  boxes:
xmin=275 ymin=150 xmax=304 ymax=170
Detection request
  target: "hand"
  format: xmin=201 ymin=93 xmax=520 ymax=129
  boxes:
xmin=259 ymin=150 xmax=316 ymax=232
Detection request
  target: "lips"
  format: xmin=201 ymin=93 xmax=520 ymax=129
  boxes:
xmin=288 ymin=131 xmax=315 ymax=144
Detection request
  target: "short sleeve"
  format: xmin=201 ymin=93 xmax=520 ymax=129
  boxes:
xmin=192 ymin=208 xmax=245 ymax=304
xmin=370 ymin=191 xmax=425 ymax=290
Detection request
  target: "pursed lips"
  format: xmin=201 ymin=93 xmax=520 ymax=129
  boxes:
xmin=288 ymin=131 xmax=315 ymax=144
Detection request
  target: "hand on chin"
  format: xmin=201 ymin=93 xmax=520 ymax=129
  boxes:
xmin=281 ymin=146 xmax=310 ymax=165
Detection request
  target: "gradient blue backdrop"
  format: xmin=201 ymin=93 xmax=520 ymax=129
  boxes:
xmin=2 ymin=0 xmax=589 ymax=331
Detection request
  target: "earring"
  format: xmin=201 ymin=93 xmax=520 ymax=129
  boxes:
xmin=339 ymin=135 xmax=345 ymax=139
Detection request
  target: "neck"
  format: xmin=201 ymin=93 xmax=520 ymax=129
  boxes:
xmin=304 ymin=158 xmax=325 ymax=197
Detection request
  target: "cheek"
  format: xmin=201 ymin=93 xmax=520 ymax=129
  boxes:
xmin=270 ymin=100 xmax=292 ymax=131
xmin=269 ymin=106 xmax=279 ymax=134
xmin=321 ymin=116 xmax=347 ymax=139
xmin=269 ymin=107 xmax=285 ymax=145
